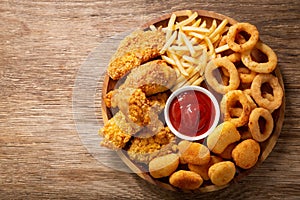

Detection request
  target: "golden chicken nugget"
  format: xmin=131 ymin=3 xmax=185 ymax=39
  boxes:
xmin=232 ymin=139 xmax=261 ymax=169
xmin=188 ymin=156 xmax=223 ymax=180
xmin=219 ymin=142 xmax=237 ymax=160
xmin=207 ymin=121 xmax=241 ymax=154
xmin=178 ymin=141 xmax=210 ymax=165
xmin=169 ymin=170 xmax=203 ymax=190
xmin=208 ymin=161 xmax=236 ymax=186
xmin=149 ymin=153 xmax=179 ymax=178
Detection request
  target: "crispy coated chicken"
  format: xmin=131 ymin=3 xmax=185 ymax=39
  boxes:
xmin=107 ymin=30 xmax=166 ymax=80
xmin=99 ymin=93 xmax=168 ymax=149
xmin=127 ymin=127 xmax=176 ymax=164
xmin=119 ymin=60 xmax=177 ymax=96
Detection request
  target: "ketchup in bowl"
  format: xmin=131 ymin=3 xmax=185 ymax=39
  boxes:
xmin=164 ymin=86 xmax=220 ymax=141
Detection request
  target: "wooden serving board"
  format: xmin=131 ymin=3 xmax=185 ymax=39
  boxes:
xmin=101 ymin=10 xmax=285 ymax=192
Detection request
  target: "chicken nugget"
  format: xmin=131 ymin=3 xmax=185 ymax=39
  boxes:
xmin=149 ymin=153 xmax=179 ymax=178
xmin=188 ymin=156 xmax=223 ymax=181
xmin=178 ymin=141 xmax=210 ymax=165
xmin=207 ymin=121 xmax=241 ymax=154
xmin=208 ymin=161 xmax=236 ymax=186
xmin=232 ymin=139 xmax=260 ymax=169
xmin=169 ymin=170 xmax=203 ymax=190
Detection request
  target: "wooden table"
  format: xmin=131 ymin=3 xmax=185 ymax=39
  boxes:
xmin=1 ymin=0 xmax=299 ymax=199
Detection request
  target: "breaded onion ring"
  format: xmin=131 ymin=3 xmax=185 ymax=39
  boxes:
xmin=227 ymin=23 xmax=259 ymax=52
xmin=205 ymin=57 xmax=240 ymax=94
xmin=248 ymin=108 xmax=274 ymax=142
xmin=221 ymin=90 xmax=252 ymax=127
xmin=241 ymin=41 xmax=277 ymax=73
xmin=227 ymin=52 xmax=241 ymax=63
xmin=237 ymin=67 xmax=257 ymax=84
xmin=251 ymin=74 xmax=283 ymax=111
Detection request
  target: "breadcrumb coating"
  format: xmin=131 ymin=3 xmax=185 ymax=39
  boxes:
xmin=119 ymin=60 xmax=177 ymax=96
xmin=107 ymin=30 xmax=166 ymax=80
xmin=99 ymin=111 xmax=142 ymax=149
xmin=127 ymin=127 xmax=176 ymax=163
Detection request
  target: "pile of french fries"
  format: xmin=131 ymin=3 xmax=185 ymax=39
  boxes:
xmin=150 ymin=11 xmax=230 ymax=90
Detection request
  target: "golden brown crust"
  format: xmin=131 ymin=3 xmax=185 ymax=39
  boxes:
xmin=127 ymin=127 xmax=176 ymax=164
xmin=149 ymin=153 xmax=179 ymax=178
xmin=119 ymin=60 xmax=177 ymax=96
xmin=208 ymin=161 xmax=236 ymax=186
xmin=232 ymin=139 xmax=261 ymax=169
xmin=178 ymin=141 xmax=210 ymax=165
xmin=107 ymin=30 xmax=166 ymax=80
xmin=188 ymin=156 xmax=223 ymax=181
xmin=207 ymin=121 xmax=241 ymax=154
xmin=99 ymin=111 xmax=142 ymax=149
xmin=169 ymin=170 xmax=203 ymax=190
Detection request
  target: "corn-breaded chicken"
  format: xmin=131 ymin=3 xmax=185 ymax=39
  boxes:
xmin=104 ymin=60 xmax=176 ymax=108
xmin=119 ymin=60 xmax=177 ymax=96
xmin=110 ymin=88 xmax=151 ymax=126
xmin=107 ymin=30 xmax=166 ymax=80
xmin=100 ymin=93 xmax=168 ymax=149
xmin=99 ymin=111 xmax=142 ymax=149
xmin=127 ymin=127 xmax=176 ymax=164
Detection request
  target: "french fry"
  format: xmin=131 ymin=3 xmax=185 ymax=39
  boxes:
xmin=157 ymin=11 xmax=229 ymax=90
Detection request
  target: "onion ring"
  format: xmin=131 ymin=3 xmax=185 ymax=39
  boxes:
xmin=227 ymin=23 xmax=259 ymax=52
xmin=205 ymin=57 xmax=240 ymax=94
xmin=241 ymin=41 xmax=278 ymax=73
xmin=251 ymin=74 xmax=283 ymax=111
xmin=227 ymin=52 xmax=241 ymax=63
xmin=248 ymin=107 xmax=274 ymax=142
xmin=237 ymin=67 xmax=257 ymax=84
xmin=220 ymin=90 xmax=252 ymax=127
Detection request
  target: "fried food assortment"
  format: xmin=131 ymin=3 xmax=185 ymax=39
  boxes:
xmin=100 ymin=10 xmax=284 ymax=191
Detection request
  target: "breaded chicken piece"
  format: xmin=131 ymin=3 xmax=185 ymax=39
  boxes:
xmin=104 ymin=60 xmax=176 ymax=108
xmin=99 ymin=111 xmax=142 ymax=149
xmin=107 ymin=30 xmax=166 ymax=80
xmin=100 ymin=94 xmax=168 ymax=150
xmin=119 ymin=60 xmax=177 ymax=96
xmin=127 ymin=127 xmax=176 ymax=164
xmin=110 ymin=88 xmax=151 ymax=126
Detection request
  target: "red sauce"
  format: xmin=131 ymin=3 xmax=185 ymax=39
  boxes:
xmin=169 ymin=90 xmax=216 ymax=137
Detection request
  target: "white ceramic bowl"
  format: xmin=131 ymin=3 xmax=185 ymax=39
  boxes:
xmin=164 ymin=86 xmax=220 ymax=141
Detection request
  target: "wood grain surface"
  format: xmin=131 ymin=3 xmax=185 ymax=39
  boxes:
xmin=0 ymin=0 xmax=299 ymax=199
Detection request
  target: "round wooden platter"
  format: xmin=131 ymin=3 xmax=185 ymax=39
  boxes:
xmin=101 ymin=10 xmax=285 ymax=192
